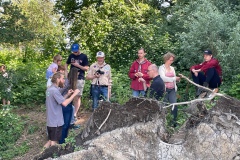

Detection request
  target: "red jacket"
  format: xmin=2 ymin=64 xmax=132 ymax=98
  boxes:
xmin=190 ymin=58 xmax=222 ymax=81
xmin=128 ymin=59 xmax=152 ymax=90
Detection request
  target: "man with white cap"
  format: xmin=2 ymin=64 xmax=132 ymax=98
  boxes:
xmin=86 ymin=51 xmax=112 ymax=111
xmin=65 ymin=43 xmax=89 ymax=118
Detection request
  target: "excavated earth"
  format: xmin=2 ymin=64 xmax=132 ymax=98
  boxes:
xmin=34 ymin=96 xmax=240 ymax=160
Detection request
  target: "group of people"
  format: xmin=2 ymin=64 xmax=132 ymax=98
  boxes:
xmin=44 ymin=43 xmax=222 ymax=147
xmin=44 ymin=43 xmax=112 ymax=148
xmin=129 ymin=48 xmax=222 ymax=127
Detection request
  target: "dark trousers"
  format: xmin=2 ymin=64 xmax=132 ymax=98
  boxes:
xmin=59 ymin=102 xmax=73 ymax=144
xmin=191 ymin=68 xmax=221 ymax=89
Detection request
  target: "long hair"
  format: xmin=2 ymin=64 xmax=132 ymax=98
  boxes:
xmin=68 ymin=67 xmax=78 ymax=90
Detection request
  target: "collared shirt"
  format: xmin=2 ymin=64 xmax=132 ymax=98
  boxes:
xmin=46 ymin=84 xmax=65 ymax=127
xmin=87 ymin=62 xmax=112 ymax=86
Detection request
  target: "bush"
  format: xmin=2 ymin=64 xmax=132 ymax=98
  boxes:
xmin=0 ymin=106 xmax=24 ymax=154
xmin=228 ymin=74 xmax=240 ymax=100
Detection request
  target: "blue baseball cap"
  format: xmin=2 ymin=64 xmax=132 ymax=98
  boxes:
xmin=71 ymin=43 xmax=80 ymax=52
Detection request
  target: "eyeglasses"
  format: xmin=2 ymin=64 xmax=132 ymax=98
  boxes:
xmin=58 ymin=59 xmax=62 ymax=61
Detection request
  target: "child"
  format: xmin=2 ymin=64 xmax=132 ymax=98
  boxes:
xmin=46 ymin=54 xmax=62 ymax=87
xmin=46 ymin=54 xmax=62 ymax=79
xmin=0 ymin=64 xmax=12 ymax=105
xmin=47 ymin=65 xmax=66 ymax=88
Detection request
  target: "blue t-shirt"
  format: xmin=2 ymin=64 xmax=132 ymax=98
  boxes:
xmin=66 ymin=53 xmax=89 ymax=80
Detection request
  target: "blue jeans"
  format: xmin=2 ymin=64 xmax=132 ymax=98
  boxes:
xmin=132 ymin=89 xmax=146 ymax=97
xmin=59 ymin=102 xmax=73 ymax=144
xmin=92 ymin=85 xmax=108 ymax=110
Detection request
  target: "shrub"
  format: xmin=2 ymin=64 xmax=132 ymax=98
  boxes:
xmin=0 ymin=106 xmax=24 ymax=154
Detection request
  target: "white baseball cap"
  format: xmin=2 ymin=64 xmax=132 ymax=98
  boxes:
xmin=96 ymin=51 xmax=105 ymax=57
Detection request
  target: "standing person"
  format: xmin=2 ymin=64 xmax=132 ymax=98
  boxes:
xmin=159 ymin=52 xmax=180 ymax=127
xmin=46 ymin=54 xmax=62 ymax=80
xmin=0 ymin=64 xmax=12 ymax=105
xmin=59 ymin=67 xmax=79 ymax=144
xmin=65 ymin=43 xmax=89 ymax=119
xmin=190 ymin=50 xmax=222 ymax=96
xmin=139 ymin=64 xmax=165 ymax=100
xmin=44 ymin=72 xmax=80 ymax=148
xmin=128 ymin=48 xmax=152 ymax=97
xmin=86 ymin=51 xmax=112 ymax=111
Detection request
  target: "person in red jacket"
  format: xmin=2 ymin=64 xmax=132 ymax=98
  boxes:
xmin=128 ymin=48 xmax=152 ymax=97
xmin=190 ymin=50 xmax=222 ymax=96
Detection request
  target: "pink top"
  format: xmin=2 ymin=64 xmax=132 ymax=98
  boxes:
xmin=165 ymin=72 xmax=175 ymax=89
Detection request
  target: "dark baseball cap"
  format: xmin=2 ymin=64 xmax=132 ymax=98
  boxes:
xmin=203 ymin=50 xmax=212 ymax=55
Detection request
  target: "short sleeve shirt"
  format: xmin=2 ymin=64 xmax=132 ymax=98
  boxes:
xmin=46 ymin=84 xmax=65 ymax=127
xmin=66 ymin=53 xmax=89 ymax=80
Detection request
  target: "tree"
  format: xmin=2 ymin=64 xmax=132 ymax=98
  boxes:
xmin=0 ymin=1 xmax=34 ymax=45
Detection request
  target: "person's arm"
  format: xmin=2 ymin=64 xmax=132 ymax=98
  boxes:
xmin=200 ymin=59 xmax=219 ymax=72
xmin=64 ymin=63 xmax=69 ymax=77
xmin=158 ymin=65 xmax=176 ymax=82
xmin=62 ymin=89 xmax=80 ymax=107
xmin=128 ymin=62 xmax=137 ymax=79
xmin=86 ymin=64 xmax=100 ymax=80
xmin=71 ymin=62 xmax=89 ymax=71
xmin=138 ymin=78 xmax=147 ymax=91
xmin=71 ymin=55 xmax=89 ymax=71
xmin=107 ymin=66 xmax=112 ymax=101
xmin=141 ymin=62 xmax=152 ymax=81
xmin=190 ymin=63 xmax=202 ymax=72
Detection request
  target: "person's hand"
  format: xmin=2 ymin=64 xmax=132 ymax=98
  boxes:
xmin=134 ymin=73 xmax=139 ymax=77
xmin=94 ymin=73 xmax=101 ymax=78
xmin=137 ymin=72 xmax=143 ymax=77
xmin=71 ymin=62 xmax=79 ymax=67
xmin=194 ymin=72 xmax=198 ymax=77
xmin=138 ymin=77 xmax=146 ymax=83
xmin=192 ymin=69 xmax=198 ymax=77
xmin=176 ymin=76 xmax=181 ymax=82
xmin=67 ymin=89 xmax=74 ymax=95
xmin=73 ymin=89 xmax=80 ymax=95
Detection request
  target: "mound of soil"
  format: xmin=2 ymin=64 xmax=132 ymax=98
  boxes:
xmin=34 ymin=98 xmax=164 ymax=160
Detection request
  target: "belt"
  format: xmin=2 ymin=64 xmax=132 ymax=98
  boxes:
xmin=92 ymin=85 xmax=108 ymax=87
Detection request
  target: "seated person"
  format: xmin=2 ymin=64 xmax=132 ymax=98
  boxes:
xmin=190 ymin=50 xmax=222 ymax=96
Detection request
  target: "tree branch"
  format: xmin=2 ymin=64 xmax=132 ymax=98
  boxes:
xmin=95 ymin=109 xmax=112 ymax=134
xmin=163 ymin=74 xmax=229 ymax=109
